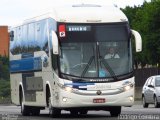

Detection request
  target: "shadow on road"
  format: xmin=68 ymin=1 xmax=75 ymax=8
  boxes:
xmin=40 ymin=113 xmax=109 ymax=118
xmin=15 ymin=113 xmax=117 ymax=120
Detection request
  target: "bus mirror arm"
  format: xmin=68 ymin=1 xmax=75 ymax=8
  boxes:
xmin=131 ymin=29 xmax=142 ymax=52
xmin=52 ymin=31 xmax=59 ymax=55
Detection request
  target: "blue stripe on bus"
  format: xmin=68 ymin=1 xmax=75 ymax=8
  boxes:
xmin=64 ymin=82 xmax=94 ymax=86
xmin=10 ymin=57 xmax=42 ymax=73
xmin=64 ymin=82 xmax=94 ymax=90
xmin=78 ymin=88 xmax=87 ymax=90
xmin=64 ymin=82 xmax=95 ymax=90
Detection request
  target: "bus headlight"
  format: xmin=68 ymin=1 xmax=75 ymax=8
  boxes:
xmin=65 ymin=87 xmax=73 ymax=92
xmin=124 ymin=85 xmax=131 ymax=91
xmin=58 ymin=83 xmax=74 ymax=92
xmin=123 ymin=83 xmax=134 ymax=91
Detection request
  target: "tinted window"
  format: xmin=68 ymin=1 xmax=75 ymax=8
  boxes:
xmin=10 ymin=19 xmax=49 ymax=55
xmin=28 ymin=23 xmax=35 ymax=53
xmin=95 ymin=24 xmax=129 ymax=42
xmin=149 ymin=77 xmax=154 ymax=86
xmin=10 ymin=27 xmax=22 ymax=54
xmin=59 ymin=23 xmax=130 ymax=43
xmin=145 ymin=77 xmax=152 ymax=86
xmin=21 ymin=25 xmax=28 ymax=53
xmin=35 ymin=20 xmax=48 ymax=53
xmin=155 ymin=77 xmax=160 ymax=86
xmin=58 ymin=23 xmax=132 ymax=79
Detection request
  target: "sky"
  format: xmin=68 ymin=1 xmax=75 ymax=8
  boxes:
xmin=0 ymin=0 xmax=151 ymax=26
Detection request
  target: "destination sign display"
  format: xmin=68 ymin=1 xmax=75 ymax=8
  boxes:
xmin=66 ymin=25 xmax=91 ymax=32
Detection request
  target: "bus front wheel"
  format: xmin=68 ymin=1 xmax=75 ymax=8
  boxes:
xmin=79 ymin=110 xmax=88 ymax=115
xmin=49 ymin=97 xmax=61 ymax=117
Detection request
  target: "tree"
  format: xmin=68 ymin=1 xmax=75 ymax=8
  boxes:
xmin=0 ymin=56 xmax=9 ymax=80
xmin=122 ymin=0 xmax=160 ymax=68
xmin=0 ymin=56 xmax=10 ymax=99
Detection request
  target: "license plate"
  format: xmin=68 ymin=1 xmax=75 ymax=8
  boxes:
xmin=93 ymin=98 xmax=105 ymax=103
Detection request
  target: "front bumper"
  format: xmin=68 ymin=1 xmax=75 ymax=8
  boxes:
xmin=53 ymin=87 xmax=134 ymax=108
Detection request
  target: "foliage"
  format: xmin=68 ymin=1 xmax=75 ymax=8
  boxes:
xmin=0 ymin=79 xmax=10 ymax=98
xmin=0 ymin=56 xmax=9 ymax=80
xmin=122 ymin=0 xmax=160 ymax=68
xmin=0 ymin=55 xmax=10 ymax=99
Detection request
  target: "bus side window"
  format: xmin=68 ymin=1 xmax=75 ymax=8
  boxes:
xmin=28 ymin=23 xmax=35 ymax=53
xmin=35 ymin=19 xmax=49 ymax=54
xmin=22 ymin=25 xmax=28 ymax=53
xmin=13 ymin=28 xmax=20 ymax=54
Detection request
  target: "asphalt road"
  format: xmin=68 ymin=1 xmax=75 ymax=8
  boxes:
xmin=0 ymin=101 xmax=160 ymax=120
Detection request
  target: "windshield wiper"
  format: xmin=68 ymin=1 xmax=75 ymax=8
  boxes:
xmin=81 ymin=56 xmax=94 ymax=77
xmin=100 ymin=56 xmax=118 ymax=81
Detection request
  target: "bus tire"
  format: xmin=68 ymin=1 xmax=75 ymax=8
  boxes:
xmin=142 ymin=96 xmax=148 ymax=108
xmin=110 ymin=106 xmax=121 ymax=117
xmin=31 ymin=108 xmax=40 ymax=116
xmin=79 ymin=110 xmax=88 ymax=115
xmin=70 ymin=110 xmax=78 ymax=116
xmin=49 ymin=97 xmax=61 ymax=117
xmin=21 ymin=103 xmax=30 ymax=116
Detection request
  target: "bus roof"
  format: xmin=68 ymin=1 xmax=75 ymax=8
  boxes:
xmin=23 ymin=4 xmax=128 ymax=24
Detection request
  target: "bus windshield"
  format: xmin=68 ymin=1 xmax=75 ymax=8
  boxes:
xmin=57 ymin=23 xmax=132 ymax=79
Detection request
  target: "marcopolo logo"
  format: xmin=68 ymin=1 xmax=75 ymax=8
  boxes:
xmin=90 ymin=79 xmax=109 ymax=82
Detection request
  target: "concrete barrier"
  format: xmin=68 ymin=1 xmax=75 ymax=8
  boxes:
xmin=135 ymin=87 xmax=142 ymax=100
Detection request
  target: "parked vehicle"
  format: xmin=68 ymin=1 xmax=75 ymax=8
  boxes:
xmin=142 ymin=75 xmax=160 ymax=108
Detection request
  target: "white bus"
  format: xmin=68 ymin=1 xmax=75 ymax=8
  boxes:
xmin=10 ymin=4 xmax=142 ymax=117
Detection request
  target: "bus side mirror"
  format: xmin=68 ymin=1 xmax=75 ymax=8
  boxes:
xmin=52 ymin=31 xmax=59 ymax=55
xmin=131 ymin=30 xmax=142 ymax=52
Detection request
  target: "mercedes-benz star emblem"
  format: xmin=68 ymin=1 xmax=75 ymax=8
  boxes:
xmin=97 ymin=90 xmax=102 ymax=95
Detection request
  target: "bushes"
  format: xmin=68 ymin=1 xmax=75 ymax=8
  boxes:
xmin=0 ymin=56 xmax=9 ymax=80
xmin=0 ymin=79 xmax=10 ymax=98
xmin=0 ymin=55 xmax=10 ymax=100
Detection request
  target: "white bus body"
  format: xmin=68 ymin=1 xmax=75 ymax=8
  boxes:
xmin=10 ymin=4 xmax=142 ymax=117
